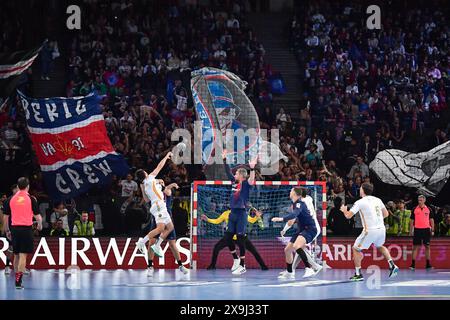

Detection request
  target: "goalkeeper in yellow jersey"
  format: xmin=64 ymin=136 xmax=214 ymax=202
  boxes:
xmin=200 ymin=208 xmax=268 ymax=270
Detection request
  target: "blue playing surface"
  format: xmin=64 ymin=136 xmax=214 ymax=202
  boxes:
xmin=1 ymin=268 xmax=450 ymax=300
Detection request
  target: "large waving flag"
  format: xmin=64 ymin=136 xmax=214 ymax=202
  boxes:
xmin=370 ymin=141 xmax=450 ymax=197
xmin=18 ymin=91 xmax=129 ymax=200
xmin=191 ymin=67 xmax=287 ymax=179
xmin=0 ymin=44 xmax=42 ymax=97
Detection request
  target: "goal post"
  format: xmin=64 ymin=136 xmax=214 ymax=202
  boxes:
xmin=190 ymin=180 xmax=328 ymax=270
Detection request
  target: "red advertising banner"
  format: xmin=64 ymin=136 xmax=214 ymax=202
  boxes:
xmin=324 ymin=238 xmax=450 ymax=269
xmin=0 ymin=237 xmax=191 ymax=269
xmin=1 ymin=237 xmax=449 ymax=269
xmin=197 ymin=238 xmax=450 ymax=269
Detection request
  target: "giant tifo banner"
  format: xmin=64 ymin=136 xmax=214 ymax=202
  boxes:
xmin=18 ymin=91 xmax=129 ymax=200
xmin=1 ymin=237 xmax=450 ymax=269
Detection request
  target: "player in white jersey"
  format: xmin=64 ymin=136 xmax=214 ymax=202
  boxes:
xmin=280 ymin=189 xmax=323 ymax=278
xmin=134 ymin=151 xmax=174 ymax=257
xmin=340 ymin=182 xmax=399 ymax=281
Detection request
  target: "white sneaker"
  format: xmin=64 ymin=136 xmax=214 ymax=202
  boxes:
xmin=178 ymin=265 xmax=189 ymax=275
xmin=24 ymin=268 xmax=31 ymax=275
xmin=150 ymin=244 xmax=163 ymax=257
xmin=313 ymin=264 xmax=323 ymax=276
xmin=278 ymin=270 xmax=295 ymax=279
xmin=232 ymin=265 xmax=246 ymax=275
xmin=4 ymin=266 xmax=11 ymax=275
xmin=303 ymin=267 xmax=316 ymax=278
xmin=231 ymin=258 xmax=241 ymax=272
xmin=146 ymin=267 xmax=154 ymax=277
xmin=279 ymin=269 xmax=295 ymax=276
xmin=135 ymin=240 xmax=147 ymax=255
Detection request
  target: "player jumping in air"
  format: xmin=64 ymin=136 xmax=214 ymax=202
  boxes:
xmin=272 ymin=187 xmax=321 ymax=279
xmin=340 ymin=182 xmax=399 ymax=281
xmin=282 ymin=188 xmax=323 ymax=276
xmin=201 ymin=208 xmax=268 ymax=270
xmin=144 ymin=182 xmax=189 ymax=276
xmin=223 ymin=150 xmax=256 ymax=275
xmin=135 ymin=151 xmax=174 ymax=257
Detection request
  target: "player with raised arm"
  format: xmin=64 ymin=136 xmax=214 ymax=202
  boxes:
xmin=145 ymin=182 xmax=189 ymax=276
xmin=340 ymin=182 xmax=399 ymax=281
xmin=223 ymin=150 xmax=256 ymax=275
xmin=135 ymin=151 xmax=174 ymax=257
xmin=272 ymin=187 xmax=319 ymax=279
xmin=283 ymin=188 xmax=323 ymax=275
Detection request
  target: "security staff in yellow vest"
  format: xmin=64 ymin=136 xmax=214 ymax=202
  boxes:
xmin=438 ymin=214 xmax=450 ymax=236
xmin=396 ymin=200 xmax=412 ymax=236
xmin=73 ymin=211 xmax=95 ymax=236
xmin=385 ymin=201 xmax=400 ymax=235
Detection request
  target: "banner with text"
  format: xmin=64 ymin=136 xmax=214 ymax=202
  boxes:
xmin=18 ymin=91 xmax=129 ymax=200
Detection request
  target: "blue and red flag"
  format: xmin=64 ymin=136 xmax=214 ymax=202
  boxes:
xmin=18 ymin=91 xmax=129 ymax=200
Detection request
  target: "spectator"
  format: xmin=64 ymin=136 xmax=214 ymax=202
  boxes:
xmin=305 ymin=131 xmax=324 ymax=154
xmin=172 ymin=198 xmax=188 ymax=237
xmin=347 ymin=156 xmax=370 ymax=179
xmin=120 ymin=174 xmax=138 ymax=198
xmin=438 ymin=213 xmax=450 ymax=236
xmin=304 ymin=143 xmax=321 ymax=166
xmin=327 ymin=197 xmax=352 ymax=235
xmin=395 ymin=199 xmax=412 ymax=236
xmin=73 ymin=211 xmax=96 ymax=236
xmin=50 ymin=203 xmax=70 ymax=234
xmin=385 ymin=201 xmax=400 ymax=235
xmin=124 ymin=200 xmax=146 ymax=237
xmin=50 ymin=219 xmax=69 ymax=237
xmin=40 ymin=41 xmax=53 ymax=80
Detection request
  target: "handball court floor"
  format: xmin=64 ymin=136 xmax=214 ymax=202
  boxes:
xmin=1 ymin=268 xmax=450 ymax=300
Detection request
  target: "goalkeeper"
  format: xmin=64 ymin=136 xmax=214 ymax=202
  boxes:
xmin=201 ymin=208 xmax=268 ymax=270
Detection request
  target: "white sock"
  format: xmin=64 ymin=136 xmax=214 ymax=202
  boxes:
xmin=142 ymin=235 xmax=149 ymax=244
xmin=355 ymin=267 xmax=361 ymax=275
xmin=155 ymin=237 xmax=163 ymax=247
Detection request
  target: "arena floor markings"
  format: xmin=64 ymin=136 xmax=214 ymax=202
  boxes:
xmin=1 ymin=269 xmax=449 ymax=300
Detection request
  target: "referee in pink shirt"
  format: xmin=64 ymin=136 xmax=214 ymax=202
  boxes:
xmin=409 ymin=195 xmax=434 ymax=270
xmin=3 ymin=177 xmax=42 ymax=289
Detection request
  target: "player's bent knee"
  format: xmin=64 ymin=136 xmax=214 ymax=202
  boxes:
xmin=352 ymin=246 xmax=363 ymax=253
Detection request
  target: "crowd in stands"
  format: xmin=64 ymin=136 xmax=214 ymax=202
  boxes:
xmin=62 ymin=0 xmax=274 ymax=235
xmin=284 ymin=0 xmax=449 ymax=234
xmin=0 ymin=2 xmax=35 ymax=198
xmin=0 ymin=0 xmax=449 ymax=237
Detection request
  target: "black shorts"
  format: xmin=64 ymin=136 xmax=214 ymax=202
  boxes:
xmin=11 ymin=226 xmax=34 ymax=254
xmin=413 ymin=228 xmax=431 ymax=246
xmin=290 ymin=226 xmax=319 ymax=244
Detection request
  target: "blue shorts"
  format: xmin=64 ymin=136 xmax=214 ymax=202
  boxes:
xmin=142 ymin=217 xmax=177 ymax=241
xmin=227 ymin=208 xmax=247 ymax=235
xmin=290 ymin=226 xmax=318 ymax=244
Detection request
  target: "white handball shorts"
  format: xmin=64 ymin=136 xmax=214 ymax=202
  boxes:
xmin=150 ymin=200 xmax=172 ymax=225
xmin=353 ymin=228 xmax=386 ymax=251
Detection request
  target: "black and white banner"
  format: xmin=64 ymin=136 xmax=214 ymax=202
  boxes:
xmin=0 ymin=43 xmax=42 ymax=97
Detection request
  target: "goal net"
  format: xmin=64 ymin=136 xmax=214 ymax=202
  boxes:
xmin=190 ymin=181 xmax=327 ymax=269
